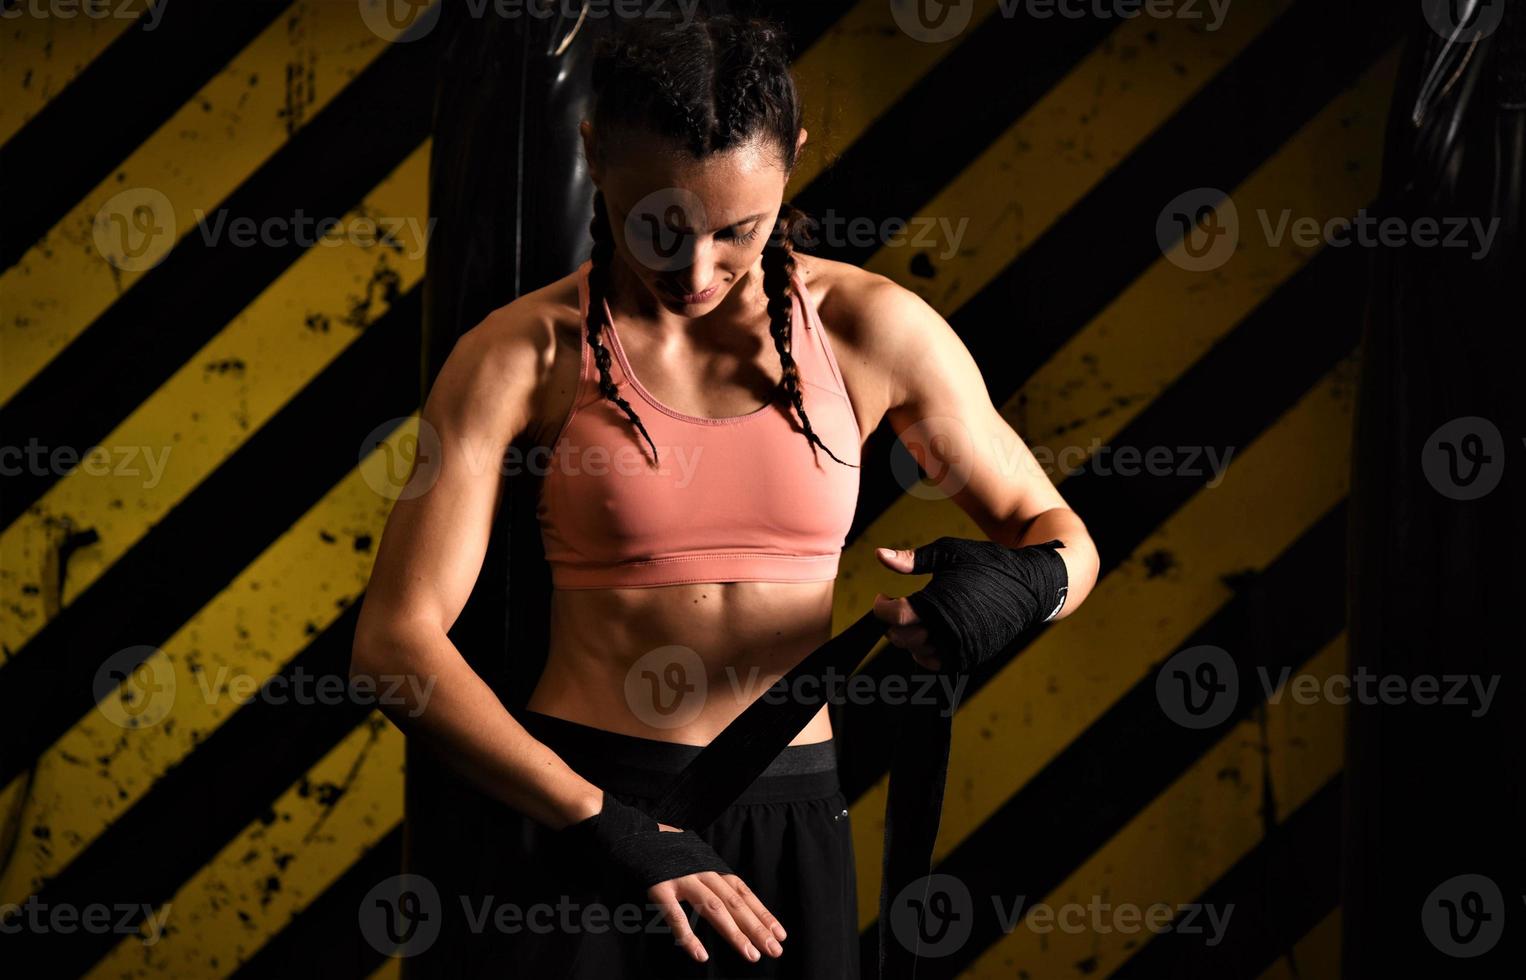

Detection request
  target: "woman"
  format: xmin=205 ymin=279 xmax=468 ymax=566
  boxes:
xmin=351 ymin=13 xmax=1098 ymax=978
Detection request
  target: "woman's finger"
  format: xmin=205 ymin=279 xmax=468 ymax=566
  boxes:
xmin=681 ymin=876 xmax=764 ymax=963
xmin=727 ymin=874 xmax=787 ymax=942
xmin=887 ymin=624 xmax=929 ymax=649
xmin=700 ymin=872 xmax=783 ymax=958
xmin=649 ymin=883 xmax=708 ymax=963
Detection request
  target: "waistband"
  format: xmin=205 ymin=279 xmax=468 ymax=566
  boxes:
xmin=516 ymin=709 xmax=841 ymax=805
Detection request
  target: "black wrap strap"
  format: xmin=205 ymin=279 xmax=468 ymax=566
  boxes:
xmin=906 ymin=537 xmax=1069 ymax=675
xmin=644 ymin=537 xmax=1069 ymax=979
xmin=563 ymin=789 xmax=733 ymax=892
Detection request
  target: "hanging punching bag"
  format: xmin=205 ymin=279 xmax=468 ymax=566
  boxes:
xmin=401 ymin=4 xmax=605 ymax=975
xmin=1345 ymin=1 xmax=1525 ymax=976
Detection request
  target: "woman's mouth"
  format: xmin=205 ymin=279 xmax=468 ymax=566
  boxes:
xmin=661 ymin=281 xmax=720 ymax=304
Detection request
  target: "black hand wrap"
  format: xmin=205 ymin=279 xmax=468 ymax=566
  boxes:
xmin=561 ymin=789 xmax=733 ymax=892
xmin=903 ymin=536 xmax=1069 ymax=674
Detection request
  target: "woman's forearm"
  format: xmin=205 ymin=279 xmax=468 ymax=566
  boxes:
xmin=350 ymin=620 xmax=603 ymax=830
xmin=1004 ymin=505 xmax=1099 ymax=620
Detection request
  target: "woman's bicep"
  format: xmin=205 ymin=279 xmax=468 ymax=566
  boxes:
xmin=878 ymin=282 xmax=1067 ymax=538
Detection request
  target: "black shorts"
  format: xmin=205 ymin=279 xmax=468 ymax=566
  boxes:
xmin=493 ymin=709 xmax=861 ymax=979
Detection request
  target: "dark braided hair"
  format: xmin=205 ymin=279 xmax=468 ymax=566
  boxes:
xmin=585 ymin=14 xmax=857 ymax=470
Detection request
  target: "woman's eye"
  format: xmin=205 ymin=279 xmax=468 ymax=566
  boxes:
xmin=723 ymin=226 xmax=761 ymax=244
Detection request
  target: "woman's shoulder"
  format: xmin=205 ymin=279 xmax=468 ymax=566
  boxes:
xmin=790 ymin=252 xmax=938 ymax=355
xmin=430 ymin=268 xmax=586 ymax=444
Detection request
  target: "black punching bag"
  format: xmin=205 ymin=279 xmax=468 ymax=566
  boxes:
xmin=401 ymin=4 xmax=606 ymax=975
xmin=1345 ymin=1 xmax=1525 ymax=976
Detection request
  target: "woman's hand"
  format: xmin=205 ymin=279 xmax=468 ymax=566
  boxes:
xmin=649 ymin=823 xmax=787 ymax=965
xmin=871 ymin=546 xmax=943 ymax=671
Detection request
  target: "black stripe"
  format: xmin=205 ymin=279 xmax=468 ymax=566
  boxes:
xmin=0 ymin=0 xmax=292 ymax=271
xmin=824 ymin=0 xmax=1402 ymax=546
xmin=860 ymin=499 xmax=1351 ymax=976
xmin=1111 ymin=776 xmax=1342 ymax=980
xmin=228 ymin=826 xmax=402 ymax=980
xmin=837 ymin=240 xmax=1368 ymax=801
xmin=0 ymin=602 xmax=376 ymax=974
xmin=0 ymin=287 xmax=420 ymax=788
xmin=0 ymin=26 xmax=440 ymax=529
xmin=791 ymin=9 xmax=1113 ymax=267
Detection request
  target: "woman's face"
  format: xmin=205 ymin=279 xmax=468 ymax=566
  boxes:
xmin=585 ymin=124 xmax=802 ymax=316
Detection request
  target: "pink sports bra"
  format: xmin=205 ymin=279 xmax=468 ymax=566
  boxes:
xmin=536 ymin=259 xmax=862 ymax=589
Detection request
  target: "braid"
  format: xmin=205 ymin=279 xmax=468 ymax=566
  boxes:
xmin=762 ymin=203 xmax=857 ymax=469
xmin=587 ymin=14 xmax=854 ymax=469
xmin=587 ymin=190 xmax=662 ymax=466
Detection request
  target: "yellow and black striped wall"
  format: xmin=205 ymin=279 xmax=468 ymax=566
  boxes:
xmin=0 ymin=0 xmax=1473 ymax=977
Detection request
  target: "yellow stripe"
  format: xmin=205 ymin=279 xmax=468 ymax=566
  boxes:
xmin=367 ymin=956 xmax=403 ymax=980
xmin=0 ymin=140 xmax=428 ymax=657
xmin=865 ymin=0 xmax=1295 ymax=302
xmin=786 ymin=0 xmax=1000 ymax=191
xmin=85 ymin=714 xmax=402 ymax=977
xmin=0 ymin=422 xmax=416 ymax=906
xmin=0 ymin=3 xmax=143 ymax=145
xmin=0 ymin=1 xmax=398 ymax=405
xmin=853 ymin=350 xmax=1356 ymax=926
xmin=1255 ymin=908 xmax=1341 ymax=980
xmin=831 ymin=1 xmax=1309 ymax=628
xmin=844 ymin=51 xmax=1397 ymax=922
xmin=966 ymin=637 xmax=1345 ymax=976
